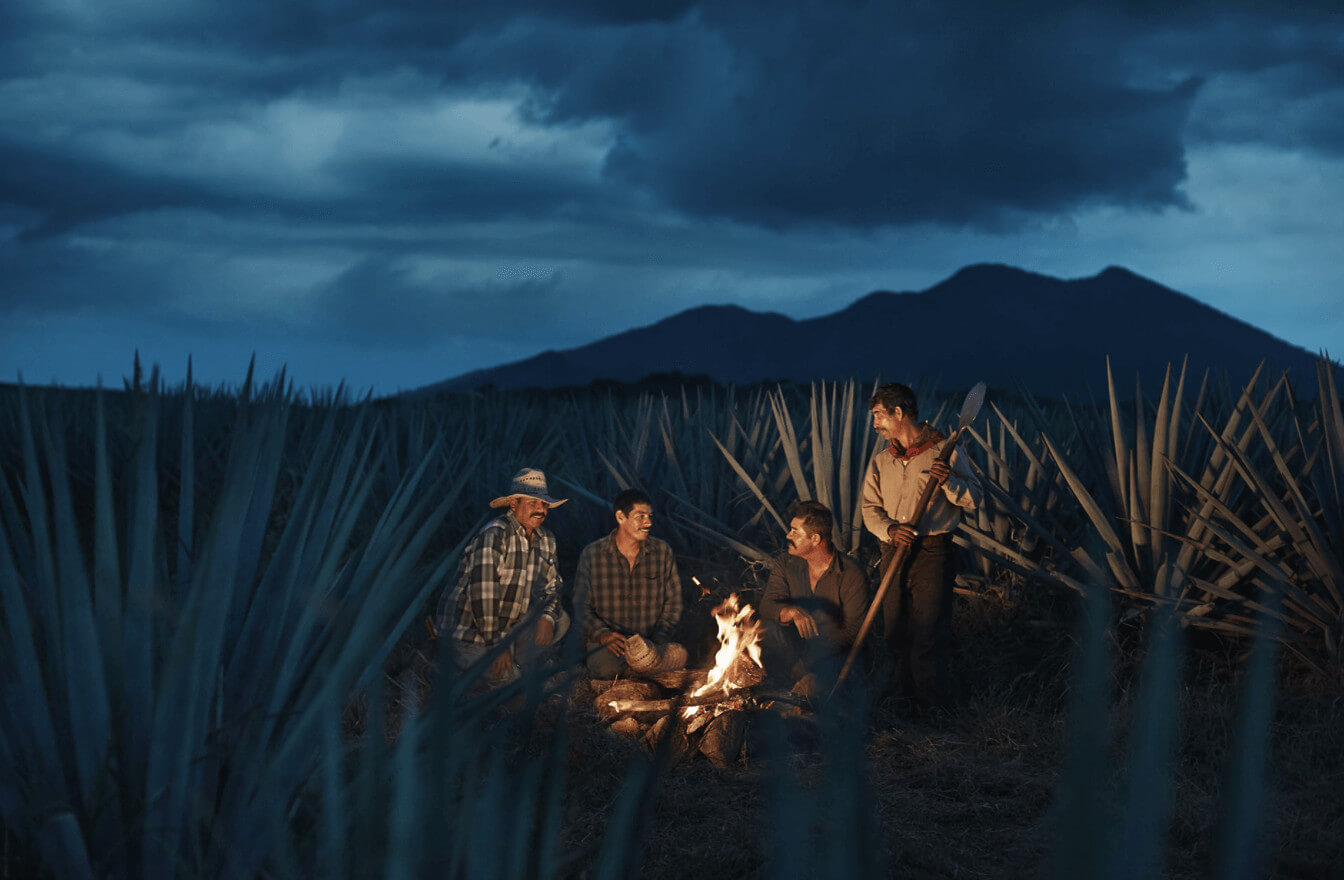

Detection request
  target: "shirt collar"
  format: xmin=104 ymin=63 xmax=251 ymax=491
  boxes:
xmin=888 ymin=423 xmax=941 ymax=461
xmin=504 ymin=511 xmax=545 ymax=540
xmin=794 ymin=548 xmax=839 ymax=577
xmin=602 ymin=528 xmax=644 ymax=562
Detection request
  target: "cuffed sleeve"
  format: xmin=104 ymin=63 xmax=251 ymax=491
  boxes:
xmin=537 ymin=542 xmax=563 ymax=623
xmin=941 ymin=447 xmax=983 ymax=512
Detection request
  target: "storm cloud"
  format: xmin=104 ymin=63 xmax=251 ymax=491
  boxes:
xmin=1 ymin=0 xmax=1341 ymax=390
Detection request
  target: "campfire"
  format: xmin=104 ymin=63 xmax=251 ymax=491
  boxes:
xmin=590 ymin=593 xmax=807 ymax=767
xmin=682 ymin=593 xmax=764 ymax=716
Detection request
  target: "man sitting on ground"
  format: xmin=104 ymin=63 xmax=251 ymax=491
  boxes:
xmin=435 ymin=467 xmax=570 ymax=686
xmin=575 ymin=488 xmax=685 ymax=679
xmin=759 ymin=500 xmax=868 ymax=692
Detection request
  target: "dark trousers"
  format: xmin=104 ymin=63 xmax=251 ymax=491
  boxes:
xmin=585 ymin=645 xmax=627 ymax=679
xmin=762 ymin=619 xmax=844 ymax=690
xmin=879 ymin=534 xmax=955 ymax=707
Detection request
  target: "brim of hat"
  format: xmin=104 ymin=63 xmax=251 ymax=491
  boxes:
xmin=489 ymin=492 xmax=568 ymax=509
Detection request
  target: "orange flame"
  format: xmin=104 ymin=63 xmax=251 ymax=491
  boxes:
xmin=684 ymin=593 xmax=763 ymax=717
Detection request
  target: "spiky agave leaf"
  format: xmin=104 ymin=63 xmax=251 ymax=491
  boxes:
xmin=0 ymin=373 xmax=489 ymax=878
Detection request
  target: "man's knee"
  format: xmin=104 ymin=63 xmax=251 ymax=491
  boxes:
xmin=585 ymin=646 xmax=626 ymax=679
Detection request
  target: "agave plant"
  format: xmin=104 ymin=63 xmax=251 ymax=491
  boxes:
xmin=1166 ymin=358 xmax=1344 ymax=674
xmin=955 ymin=353 xmax=1344 ymax=673
xmin=0 ymin=374 xmax=468 ymax=877
xmin=961 ymin=360 xmax=1258 ymax=590
xmin=958 ymin=395 xmax=1075 ymax=589
xmin=552 ymin=385 xmax=784 ymax=560
xmin=1046 ymin=577 xmax=1282 ymax=880
xmin=703 ymin=380 xmax=885 ymax=560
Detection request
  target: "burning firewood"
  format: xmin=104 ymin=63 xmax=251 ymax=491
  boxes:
xmin=679 ymin=593 xmax=764 ymax=719
xmin=698 ymin=711 xmax=747 ymax=767
xmin=592 ymin=592 xmax=815 ymax=763
xmin=606 ymin=690 xmax=744 ymax=718
xmin=594 ymin=679 xmax=659 ymax=721
xmin=642 ymin=715 xmax=693 ymax=761
xmin=720 ymin=653 xmax=764 ymax=691
xmin=604 ymin=689 xmax=815 ymax=720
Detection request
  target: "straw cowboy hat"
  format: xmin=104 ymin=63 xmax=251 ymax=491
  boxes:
xmin=489 ymin=467 xmax=568 ymax=508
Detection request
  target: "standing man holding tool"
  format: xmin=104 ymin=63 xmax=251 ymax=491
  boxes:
xmin=856 ymin=382 xmax=983 ymax=710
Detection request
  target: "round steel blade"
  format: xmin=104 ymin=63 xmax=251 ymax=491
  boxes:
xmin=957 ymin=381 xmax=987 ymax=429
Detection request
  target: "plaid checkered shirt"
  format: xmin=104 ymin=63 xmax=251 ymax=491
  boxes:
xmin=575 ymin=531 xmax=682 ymax=645
xmin=438 ymin=512 xmax=563 ymax=647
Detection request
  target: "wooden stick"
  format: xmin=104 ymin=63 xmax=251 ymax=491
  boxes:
xmin=605 ymin=690 xmax=815 ymax=718
xmin=831 ymin=538 xmax=908 ymax=695
xmin=605 ymin=692 xmax=738 ymax=716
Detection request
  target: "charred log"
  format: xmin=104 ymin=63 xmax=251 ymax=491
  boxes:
xmin=594 ymin=679 xmax=659 ymax=721
xmin=642 ymin=715 xmax=694 ymax=762
xmin=698 ymin=711 xmax=747 ymax=767
xmin=605 ymin=689 xmax=816 ymax=719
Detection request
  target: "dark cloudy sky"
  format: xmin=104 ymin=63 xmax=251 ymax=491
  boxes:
xmin=2 ymin=1 xmax=1341 ymax=393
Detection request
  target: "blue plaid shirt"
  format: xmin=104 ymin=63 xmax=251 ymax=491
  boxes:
xmin=438 ymin=512 xmax=563 ymax=647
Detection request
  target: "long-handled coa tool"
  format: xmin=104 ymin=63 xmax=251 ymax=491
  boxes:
xmin=830 ymin=381 xmax=986 ymax=697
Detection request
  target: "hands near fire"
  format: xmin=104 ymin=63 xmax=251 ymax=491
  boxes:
xmin=600 ymin=631 xmax=628 ymax=657
xmin=535 ymin=616 xmax=555 ymax=647
xmin=780 ymin=606 xmax=818 ymax=639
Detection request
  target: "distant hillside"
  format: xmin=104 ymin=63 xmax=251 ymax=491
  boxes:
xmin=416 ymin=265 xmax=1331 ymax=396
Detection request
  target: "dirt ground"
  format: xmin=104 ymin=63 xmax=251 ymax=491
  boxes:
xmin=553 ymin=589 xmax=1344 ymax=879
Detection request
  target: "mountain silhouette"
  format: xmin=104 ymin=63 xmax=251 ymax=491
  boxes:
xmin=418 ymin=264 xmax=1330 ymax=396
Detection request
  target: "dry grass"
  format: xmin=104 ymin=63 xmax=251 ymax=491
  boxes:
xmin=525 ymin=585 xmax=1344 ymax=879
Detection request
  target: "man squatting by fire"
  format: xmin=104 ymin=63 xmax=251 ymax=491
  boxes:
xmin=758 ymin=500 xmax=868 ymax=693
xmin=435 ymin=468 xmax=570 ymax=686
xmin=574 ymin=488 xmax=686 ymax=678
xmin=863 ymin=383 xmax=983 ymax=709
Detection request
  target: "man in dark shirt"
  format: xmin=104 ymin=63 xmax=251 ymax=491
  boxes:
xmin=759 ymin=500 xmax=868 ymax=690
xmin=574 ymin=488 xmax=684 ymax=678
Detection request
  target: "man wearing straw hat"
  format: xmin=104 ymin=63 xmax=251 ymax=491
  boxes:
xmin=436 ymin=467 xmax=571 ymax=685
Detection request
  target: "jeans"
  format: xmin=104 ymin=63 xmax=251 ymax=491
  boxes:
xmin=761 ymin=618 xmax=845 ymax=690
xmin=452 ymin=610 xmax=571 ymax=686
